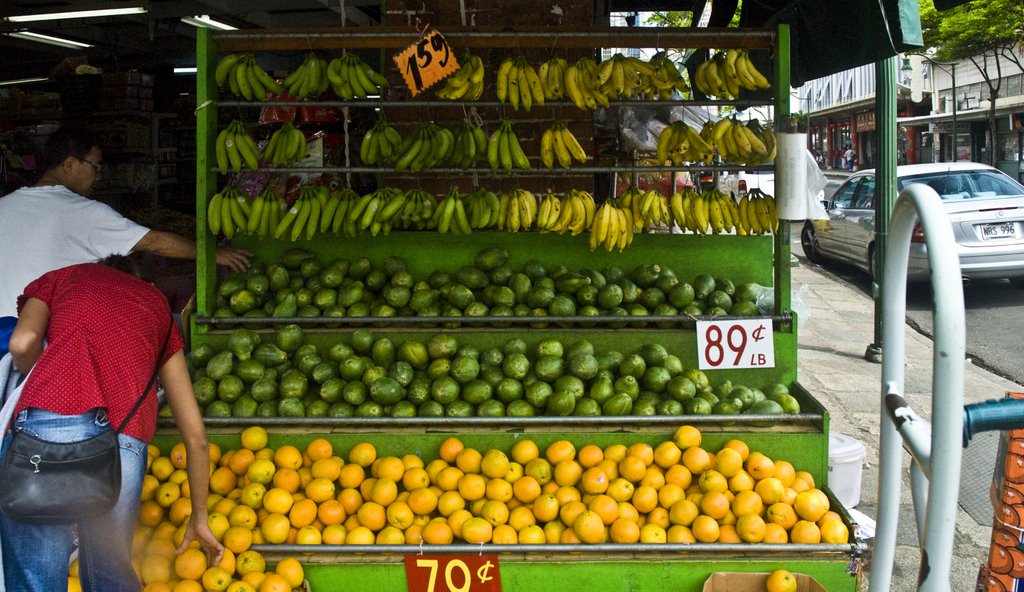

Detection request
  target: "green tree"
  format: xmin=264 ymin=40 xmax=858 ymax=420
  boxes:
xmin=919 ymin=0 xmax=1024 ymax=164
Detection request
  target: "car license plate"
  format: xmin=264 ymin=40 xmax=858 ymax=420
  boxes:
xmin=982 ymin=222 xmax=1015 ymax=239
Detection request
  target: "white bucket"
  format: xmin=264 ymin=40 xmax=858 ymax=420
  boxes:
xmin=828 ymin=432 xmax=866 ymax=508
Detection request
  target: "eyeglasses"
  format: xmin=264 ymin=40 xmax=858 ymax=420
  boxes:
xmin=77 ymin=157 xmax=103 ymax=174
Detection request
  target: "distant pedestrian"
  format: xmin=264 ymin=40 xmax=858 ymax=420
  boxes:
xmin=845 ymin=147 xmax=855 ymax=171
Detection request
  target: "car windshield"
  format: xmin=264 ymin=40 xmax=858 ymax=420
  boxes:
xmin=899 ymin=170 xmax=1024 ymax=201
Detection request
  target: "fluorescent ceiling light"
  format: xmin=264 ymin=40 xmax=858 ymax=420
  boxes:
xmin=180 ymin=15 xmax=237 ymax=30
xmin=5 ymin=31 xmax=94 ymax=49
xmin=174 ymin=67 xmax=198 ymax=74
xmin=5 ymin=5 xmax=147 ymax=23
xmin=0 ymin=77 xmax=50 ymax=86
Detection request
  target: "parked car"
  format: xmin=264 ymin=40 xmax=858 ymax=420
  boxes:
xmin=800 ymin=162 xmax=1024 ymax=284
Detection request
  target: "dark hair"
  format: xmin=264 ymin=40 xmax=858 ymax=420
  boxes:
xmin=41 ymin=127 xmax=100 ymax=172
xmin=98 ymin=254 xmax=148 ymax=281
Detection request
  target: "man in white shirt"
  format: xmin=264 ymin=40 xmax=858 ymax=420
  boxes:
xmin=0 ymin=127 xmax=250 ymax=351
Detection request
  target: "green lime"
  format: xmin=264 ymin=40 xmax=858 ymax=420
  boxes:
xmin=445 ymin=400 xmax=474 ymax=417
xmin=204 ymin=400 xmax=232 ymax=418
xmin=342 ymin=381 xmax=368 ymax=406
xmin=217 ymin=375 xmax=244 ymax=403
xmin=494 ymin=378 xmax=524 ymax=403
xmin=192 ymin=377 xmax=217 ymax=407
xmin=328 ymin=402 xmax=355 ymax=418
xmin=461 ymin=380 xmax=494 ymax=405
xmin=354 ymin=401 xmax=384 ymax=417
xmin=477 ymin=399 xmax=506 ymax=417
xmin=506 ymin=400 xmax=536 ymax=417
xmin=417 ymin=401 xmax=445 ymax=417
xmin=389 ymin=400 xmax=418 ymax=418
xmin=277 ymin=398 xmax=306 ymax=417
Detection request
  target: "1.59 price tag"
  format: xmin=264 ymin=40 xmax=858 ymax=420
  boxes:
xmin=696 ymin=319 xmax=774 ymax=370
xmin=405 ymin=554 xmax=502 ymax=592
xmin=393 ymin=30 xmax=459 ymax=97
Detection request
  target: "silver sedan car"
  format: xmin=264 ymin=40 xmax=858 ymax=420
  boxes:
xmin=800 ymin=162 xmax=1024 ymax=284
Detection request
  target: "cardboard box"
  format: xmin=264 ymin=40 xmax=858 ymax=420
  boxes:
xmin=702 ymin=572 xmax=827 ymax=592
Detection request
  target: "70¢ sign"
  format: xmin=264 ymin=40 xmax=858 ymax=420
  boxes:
xmin=405 ymin=554 xmax=502 ymax=592
xmin=695 ymin=319 xmax=774 ymax=370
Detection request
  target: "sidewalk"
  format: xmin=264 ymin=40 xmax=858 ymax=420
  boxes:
xmin=791 ymin=252 xmax=1023 ymax=591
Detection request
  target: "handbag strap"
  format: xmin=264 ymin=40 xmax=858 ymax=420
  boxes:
xmin=115 ymin=319 xmax=173 ymax=433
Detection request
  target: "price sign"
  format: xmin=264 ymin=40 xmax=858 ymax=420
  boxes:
xmin=405 ymin=554 xmax=501 ymax=592
xmin=393 ymin=30 xmax=459 ymax=97
xmin=696 ymin=318 xmax=775 ymax=370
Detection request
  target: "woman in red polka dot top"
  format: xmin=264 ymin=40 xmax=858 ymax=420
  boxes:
xmin=2 ymin=256 xmax=223 ymax=592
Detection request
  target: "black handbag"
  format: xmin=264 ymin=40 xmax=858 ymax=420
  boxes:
xmin=0 ymin=323 xmax=171 ymax=525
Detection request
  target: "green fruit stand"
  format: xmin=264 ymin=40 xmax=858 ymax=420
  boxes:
xmin=158 ymin=21 xmax=864 ymax=592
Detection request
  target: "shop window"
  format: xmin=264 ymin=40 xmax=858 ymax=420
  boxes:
xmin=999 ymin=132 xmax=1019 ymax=162
xmin=1007 ymin=75 xmax=1022 ymax=98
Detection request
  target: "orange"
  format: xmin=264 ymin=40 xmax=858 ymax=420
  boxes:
xmin=310 ymin=457 xmax=342 ymax=482
xmin=272 ymin=445 xmax=303 ymax=471
xmin=618 ymin=455 xmax=648 ymax=483
xmin=228 ymin=449 xmax=256 ymax=476
xmin=712 ymin=447 xmax=744 ymax=478
xmin=212 ymin=496 xmax=238 ymax=517
xmin=745 ymin=451 xmax=775 ymax=480
xmin=369 ymin=477 xmax=399 ymax=506
xmin=235 ymin=550 xmax=267 ymax=576
xmin=461 ymin=517 xmax=493 ymax=543
xmin=254 ymin=448 xmax=275 ymax=461
xmin=373 ymin=456 xmax=406 ymax=482
xmin=625 ymin=442 xmax=654 ymax=466
xmin=512 ymin=475 xmax=542 ymax=503
xmin=631 ymin=484 xmax=659 ymax=514
xmin=766 ymin=569 xmax=798 ymax=592
xmin=225 ymin=582 xmax=256 ymax=592
xmin=559 ymin=500 xmax=587 ymax=527
xmin=240 ymin=426 xmax=269 ymax=452
xmin=335 ymin=463 xmax=363 ymax=490
xmin=673 ymin=425 xmax=702 ymax=449
xmin=245 ymin=458 xmax=277 ymax=486
xmin=322 ymin=523 xmax=348 ymax=544
xmin=173 ymin=547 xmax=208 ymax=581
xmin=289 ymin=498 xmax=318 ymax=528
xmin=650 ymin=441 xmax=680 ymax=469
xmin=609 ymin=517 xmax=641 ymax=543
xmin=401 ymin=466 xmax=430 ymax=492
xmin=435 ymin=466 xmax=465 ymax=492
xmin=578 ymin=466 xmax=608 ymax=495
xmin=481 ymin=449 xmax=511 ymax=479
xmin=722 ymin=438 xmax=750 ymax=461
xmin=697 ymin=469 xmax=728 ymax=494
xmin=554 ymin=484 xmax=582 ymax=506
xmin=201 ymin=566 xmax=231 ymax=592
xmin=171 ymin=581 xmax=201 ymax=592
xmin=480 ymin=500 xmax=510 ymax=526
xmin=666 ymin=524 xmax=697 ymax=543
xmin=773 ymin=460 xmax=796 ymax=487
xmin=585 ymin=494 xmax=618 ymax=526
xmin=699 ymin=491 xmax=730 ymax=520
xmin=306 ymin=438 xmax=333 ymax=462
xmin=142 ymin=583 xmax=171 ymax=592
xmin=681 ymin=447 xmax=712 ymax=474
xmin=260 ymin=513 xmax=291 ymax=544
xmin=731 ymin=489 xmax=764 ymax=517
xmin=303 ymin=477 xmax=335 ymax=503
xmin=454 ymin=447 xmax=483 ymax=474
xmin=691 ymin=514 xmax=720 ymax=543
xmin=766 ymin=502 xmax=798 ymax=530
xmin=736 ymin=513 xmax=767 ymax=543
xmin=295 ymin=524 xmax=322 ymax=545
xmin=524 ymin=458 xmax=553 ymax=485
xmin=668 ymin=498 xmax=699 ymax=526
xmin=606 ymin=477 xmax=636 ymax=503
xmin=141 ymin=474 xmax=160 ymax=501
xmin=790 ymin=519 xmax=821 ymax=544
xmin=657 ymin=483 xmax=686 ymax=510
xmin=437 ymin=490 xmax=466 ymax=517
xmin=238 ymin=482 xmax=267 ymax=510
xmin=406 ymin=487 xmax=439 ymax=515
xmin=794 ymin=490 xmax=829 ymax=522
xmin=387 ymin=501 xmax=415 ymax=530
xmin=647 ymin=506 xmax=671 ymax=530
xmin=357 ymin=501 xmax=387 ymax=531
xmin=763 ymin=522 xmax=789 ymax=543
xmin=452 ymin=472 xmax=483 ymax=501
xmin=348 ymin=442 xmax=378 ymax=467
xmin=595 ymin=458 xmax=619 ymax=481
xmin=317 ymin=499 xmax=347 ymax=526
xmin=532 ymin=494 xmax=560 ymax=522
xmin=432 ymin=436 xmax=464 ymax=463
xmin=154 ymin=482 xmax=181 ymax=508
xmin=551 ymin=459 xmax=581 ymax=487
xmin=717 ymin=523 xmax=742 ymax=543
xmin=510 ymin=439 xmax=540 ymax=465
xmin=663 ymin=464 xmax=692 ymax=490
xmin=345 ymin=525 xmax=376 ymax=544
xmin=638 ymin=522 xmax=667 ymax=544
xmin=338 ymin=488 xmax=363 ymax=515
xmin=545 ymin=440 xmax=576 ymax=465
xmin=755 ymin=477 xmax=787 ymax=505
xmin=795 ymin=470 xmax=816 ymax=489
xmin=272 ymin=468 xmax=301 ymax=494
xmin=242 ymin=573 xmax=266 ymax=590
xmin=421 ymin=520 xmax=454 ymax=544
xmin=573 ymin=510 xmax=607 ymax=544
xmin=223 ymin=525 xmax=254 ymax=554
xmin=261 ymin=488 xmax=293 ymax=515
xmin=150 ymin=456 xmax=176 ymax=481
xmin=518 ymin=523 xmax=546 ymax=544
xmin=258 ymin=573 xmax=291 ymax=592
xmin=485 ymin=478 xmax=513 ymax=502
xmin=576 ymin=444 xmax=604 ymax=468
xmin=603 ymin=443 xmax=628 ymax=463
xmin=275 ymin=557 xmax=305 ymax=587
xmin=544 ymin=520 xmax=566 ymax=544
xmin=728 ymin=470 xmax=755 ymax=493
xmin=819 ymin=518 xmax=850 ymax=544
xmin=168 ymin=442 xmax=188 ymax=470
xmin=138 ymin=499 xmax=166 ymax=528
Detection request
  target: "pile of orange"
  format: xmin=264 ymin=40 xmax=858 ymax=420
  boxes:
xmin=133 ymin=423 xmax=848 ymax=563
xmin=127 ymin=432 xmax=306 ymax=592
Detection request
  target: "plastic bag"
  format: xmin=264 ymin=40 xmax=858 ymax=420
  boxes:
xmin=806 ymin=152 xmax=830 ymax=220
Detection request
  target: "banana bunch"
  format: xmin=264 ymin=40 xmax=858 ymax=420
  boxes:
xmin=448 ymin=120 xmax=489 ymax=169
xmin=486 ymin=119 xmax=531 ymax=172
xmin=339 ymin=187 xmax=408 ymax=236
xmin=669 ymin=188 xmax=741 ymax=235
xmin=393 ymin=123 xmax=455 ymax=172
xmin=536 ymin=192 xmax=563 ymax=232
xmin=214 ymin=53 xmax=283 ymax=100
xmin=644 ymin=51 xmax=690 ymax=99
xmin=327 ymin=53 xmax=389 ymax=100
xmin=564 ymin=57 xmax=610 ymax=110
xmin=738 ymin=188 xmax=779 ymax=235
xmin=214 ymin=120 xmax=260 ymax=174
xmin=435 ymin=51 xmax=485 ymax=101
xmin=323 ymin=188 xmax=363 ymax=237
xmin=537 ymin=57 xmax=569 ymax=100
xmin=655 ymin=121 xmax=715 ymax=165
xmin=595 ymin=53 xmax=655 ymax=99
xmin=496 ymin=56 xmax=545 ymax=111
xmin=589 ymin=199 xmax=635 ymax=252
xmin=272 ymin=185 xmax=327 ymax=241
xmin=262 ymin=121 xmax=307 ymax=167
xmin=241 ymin=187 xmax=287 ymax=239
xmin=464 ymin=187 xmax=501 ymax=230
xmin=620 ymin=186 xmax=671 ymax=232
xmin=694 ymin=49 xmax=771 ymax=100
xmin=497 ymin=188 xmax=538 ymax=233
xmin=207 ymin=186 xmax=251 ymax=239
xmin=544 ymin=189 xmax=596 ymax=236
xmin=359 ymin=117 xmax=403 ymax=166
xmin=430 ymin=186 xmax=473 ymax=235
xmin=710 ymin=117 xmax=774 ymax=165
xmin=283 ymin=52 xmax=329 ymax=99
xmin=540 ymin=121 xmax=587 ymax=169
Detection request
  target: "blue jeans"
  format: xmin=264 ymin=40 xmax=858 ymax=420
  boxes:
xmin=0 ymin=408 xmax=148 ymax=592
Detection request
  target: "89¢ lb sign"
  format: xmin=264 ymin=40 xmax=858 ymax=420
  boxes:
xmin=695 ymin=318 xmax=774 ymax=370
xmin=405 ymin=554 xmax=502 ymax=592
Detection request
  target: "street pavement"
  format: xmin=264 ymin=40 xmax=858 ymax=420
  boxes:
xmin=791 ymin=183 xmax=1024 ymax=590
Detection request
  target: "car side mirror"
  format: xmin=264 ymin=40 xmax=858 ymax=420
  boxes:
xmin=820 ymin=199 xmax=830 ymax=210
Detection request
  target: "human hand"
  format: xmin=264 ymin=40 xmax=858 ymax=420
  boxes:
xmin=215 ymin=247 xmax=252 ymax=272
xmin=178 ymin=516 xmax=225 ymax=566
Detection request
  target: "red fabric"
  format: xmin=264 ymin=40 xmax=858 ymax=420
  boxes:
xmin=15 ymin=263 xmax=184 ymax=442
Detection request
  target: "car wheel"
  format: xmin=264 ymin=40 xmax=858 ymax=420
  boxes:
xmin=867 ymin=244 xmax=877 ymax=282
xmin=800 ymin=222 xmax=824 ymax=263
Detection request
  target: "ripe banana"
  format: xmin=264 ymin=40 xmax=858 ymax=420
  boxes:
xmin=436 ymin=51 xmax=485 ymax=101
xmin=588 ymin=199 xmax=634 ymax=252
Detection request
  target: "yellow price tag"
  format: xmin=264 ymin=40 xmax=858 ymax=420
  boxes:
xmin=393 ymin=30 xmax=459 ymax=97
